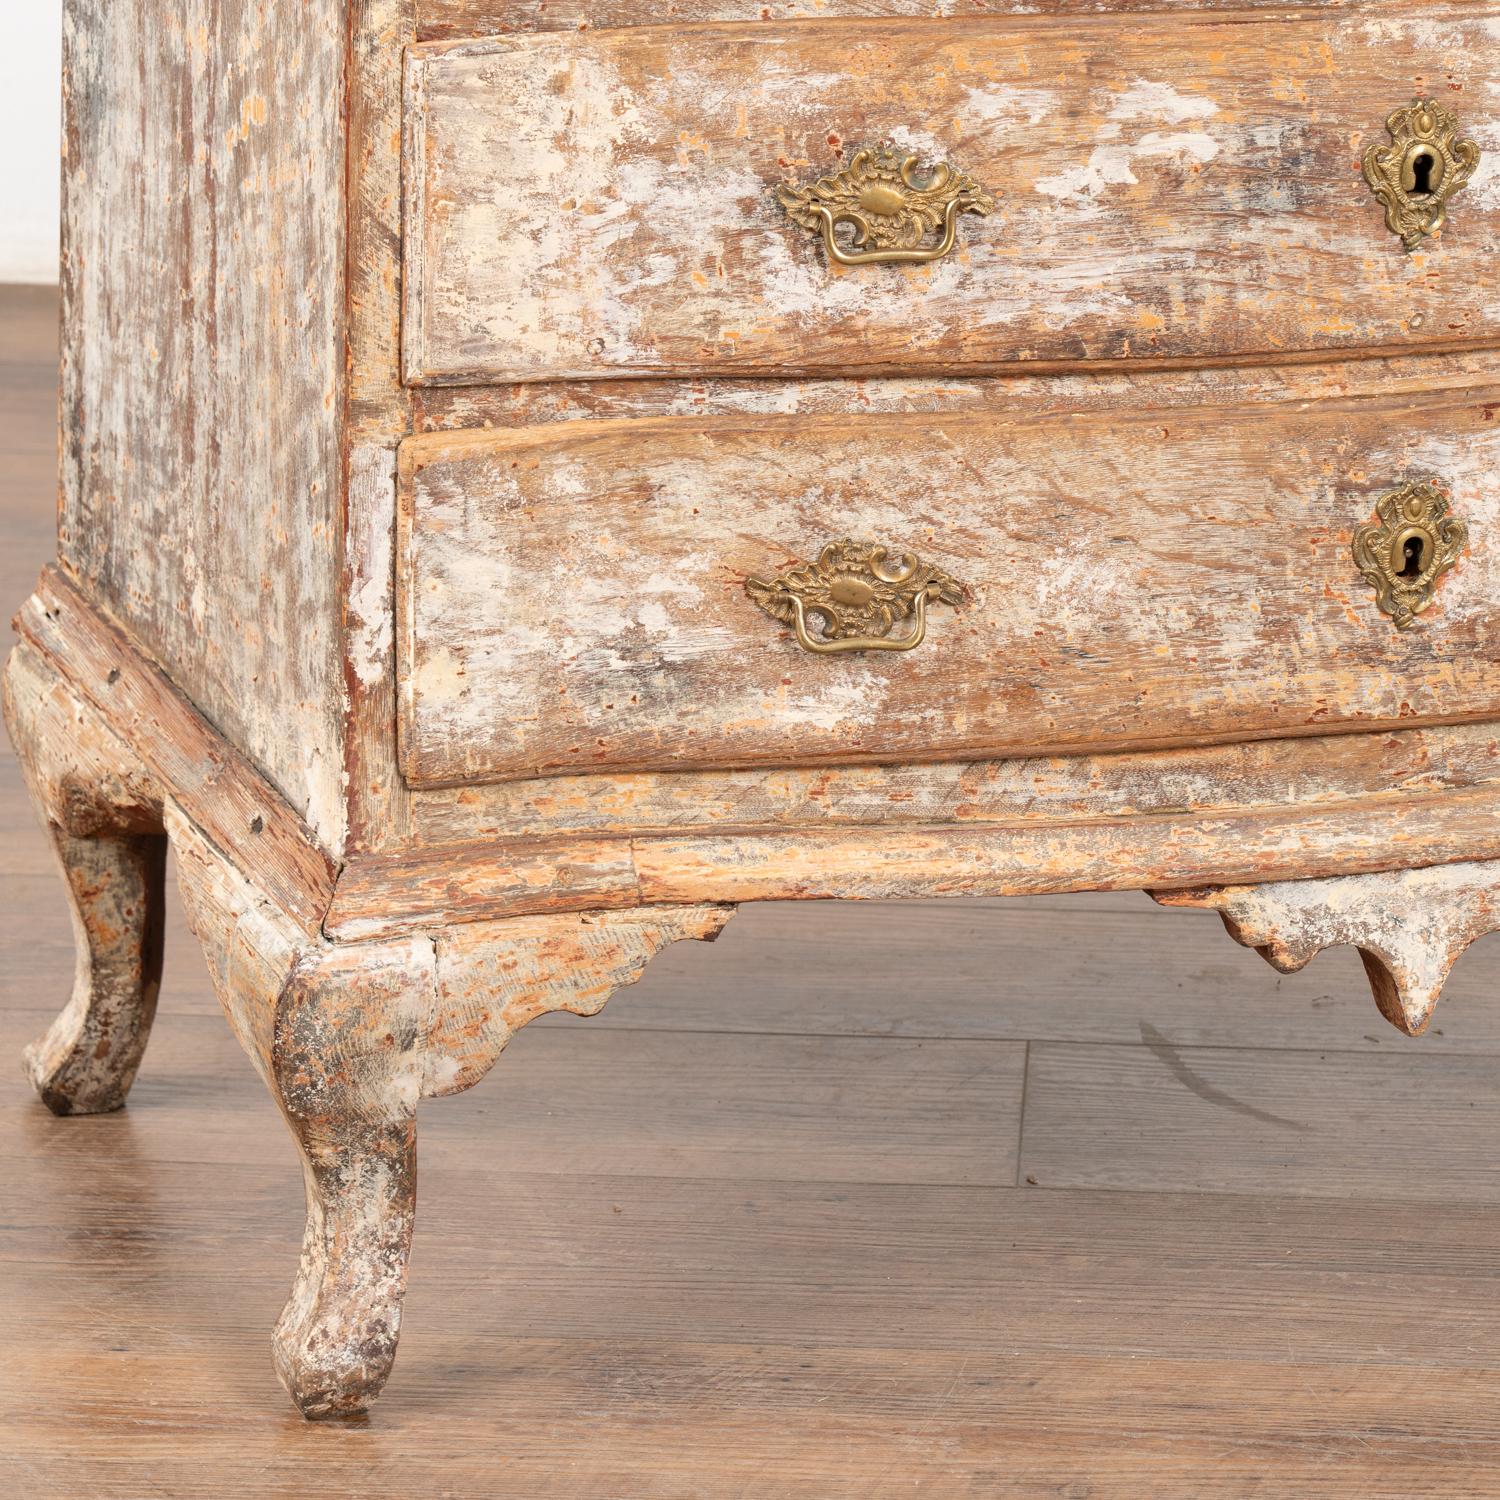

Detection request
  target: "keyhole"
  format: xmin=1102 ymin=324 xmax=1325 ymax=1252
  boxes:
xmin=1398 ymin=536 xmax=1426 ymax=578
xmin=1410 ymin=149 xmax=1438 ymax=196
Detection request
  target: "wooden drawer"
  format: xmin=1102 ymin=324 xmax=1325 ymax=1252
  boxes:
xmin=396 ymin=388 xmax=1500 ymax=787
xmin=403 ymin=7 xmax=1500 ymax=386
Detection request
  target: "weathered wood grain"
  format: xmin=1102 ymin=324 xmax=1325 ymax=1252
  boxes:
xmin=418 ymin=0 xmax=1386 ymax=40
xmin=327 ymin=780 xmax=1500 ymax=938
xmin=398 ymin=351 xmax=1500 ymax=862
xmin=404 ymin=5 xmax=1500 ymax=385
xmin=342 ymin=0 xmax=419 ymax=856
xmin=632 ymin=786 xmax=1500 ymax=906
xmin=427 ymin=905 xmax=735 ymax=1094
xmin=59 ymin=0 xmax=347 ymax=849
xmin=410 ymin=345 xmax=1500 ymax=436
xmin=402 ymin=719 xmax=1500 ymax=846
xmin=398 ymin=391 xmax=1500 ymax=786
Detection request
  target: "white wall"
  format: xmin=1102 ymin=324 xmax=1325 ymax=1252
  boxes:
xmin=0 ymin=4 xmax=62 ymax=283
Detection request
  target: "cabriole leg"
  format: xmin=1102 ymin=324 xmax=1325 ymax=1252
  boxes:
xmin=269 ymin=946 xmax=427 ymax=1417
xmin=3 ymin=642 xmax=166 ymax=1115
xmin=172 ymin=809 xmax=427 ymax=1416
xmin=171 ymin=800 xmax=733 ymax=1417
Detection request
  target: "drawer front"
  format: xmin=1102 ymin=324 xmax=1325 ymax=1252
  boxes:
xmin=403 ymin=8 xmax=1500 ymax=386
xmin=397 ymin=393 xmax=1500 ymax=786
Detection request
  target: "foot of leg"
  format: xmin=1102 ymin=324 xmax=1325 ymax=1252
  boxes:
xmin=273 ymin=1106 xmax=418 ymax=1417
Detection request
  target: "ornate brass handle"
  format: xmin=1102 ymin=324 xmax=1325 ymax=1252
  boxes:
xmin=1363 ymin=99 xmax=1480 ymax=251
xmin=745 ymin=539 xmax=969 ymax=654
xmin=1352 ymin=480 xmax=1467 ymax=630
xmin=776 ymin=147 xmax=994 ymax=267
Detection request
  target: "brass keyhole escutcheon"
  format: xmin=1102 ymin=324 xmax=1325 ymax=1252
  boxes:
xmin=1352 ymin=480 xmax=1468 ymax=630
xmin=1364 ymin=99 xmax=1480 ymax=250
xmin=1394 ymin=528 xmax=1429 ymax=580
xmin=1404 ymin=145 xmax=1441 ymax=198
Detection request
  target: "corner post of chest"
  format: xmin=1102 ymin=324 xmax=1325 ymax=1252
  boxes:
xmin=1153 ymin=861 xmax=1500 ymax=1038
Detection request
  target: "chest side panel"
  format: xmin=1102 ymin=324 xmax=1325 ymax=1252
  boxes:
xmin=58 ymin=0 xmax=347 ymax=849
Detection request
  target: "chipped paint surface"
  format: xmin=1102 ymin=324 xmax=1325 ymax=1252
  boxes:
xmin=398 ymin=391 xmax=1500 ymax=787
xmin=15 ymin=572 xmax=337 ymax=930
xmin=345 ymin=449 xmax=401 ymax=694
xmin=1033 ymin=80 xmax=1221 ymax=205
xmin=28 ymin=0 xmax=1500 ymax=1431
xmin=420 ymin=0 xmax=1380 ymax=36
xmin=411 ymin=346 xmax=1500 ymax=434
xmin=405 ymin=10 xmax=1500 ymax=384
xmin=58 ymin=0 xmax=347 ymax=852
xmin=1157 ymin=863 xmax=1500 ymax=1037
xmin=428 ymin=907 xmax=734 ymax=1094
xmin=397 ymin=718 xmax=1500 ymax=850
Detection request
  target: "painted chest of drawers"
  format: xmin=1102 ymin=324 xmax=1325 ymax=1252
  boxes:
xmin=10 ymin=0 xmax=1500 ymax=1416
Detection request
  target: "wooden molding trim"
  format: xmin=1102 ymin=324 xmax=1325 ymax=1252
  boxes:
xmin=326 ymin=781 xmax=1500 ymax=939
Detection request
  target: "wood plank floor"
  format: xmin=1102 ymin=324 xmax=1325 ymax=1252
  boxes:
xmin=5 ymin=282 xmax=1500 ymax=1496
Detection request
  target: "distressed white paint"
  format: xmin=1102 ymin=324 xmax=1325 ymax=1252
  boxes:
xmin=397 ymin=388 xmax=1500 ymax=787
xmin=60 ymin=0 xmax=348 ymax=851
xmin=346 ymin=448 xmax=400 ymax=694
xmin=1034 ymin=78 xmax=1221 ymax=204
xmin=404 ymin=11 xmax=1500 ymax=386
xmin=1160 ymin=862 xmax=1500 ymax=1036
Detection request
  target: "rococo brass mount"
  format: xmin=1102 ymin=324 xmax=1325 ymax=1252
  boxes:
xmin=1352 ymin=480 xmax=1468 ymax=630
xmin=746 ymin=538 xmax=969 ymax=654
xmin=777 ymin=146 xmax=994 ymax=266
xmin=1363 ymin=99 xmax=1480 ymax=251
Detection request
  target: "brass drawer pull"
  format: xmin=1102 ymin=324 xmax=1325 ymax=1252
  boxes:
xmin=777 ymin=147 xmax=994 ymax=266
xmin=746 ymin=539 xmax=969 ymax=654
xmin=1364 ymin=99 xmax=1480 ymax=251
xmin=1353 ymin=480 xmax=1467 ymax=630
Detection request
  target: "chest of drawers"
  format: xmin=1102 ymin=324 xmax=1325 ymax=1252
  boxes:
xmin=10 ymin=0 xmax=1500 ymax=1417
